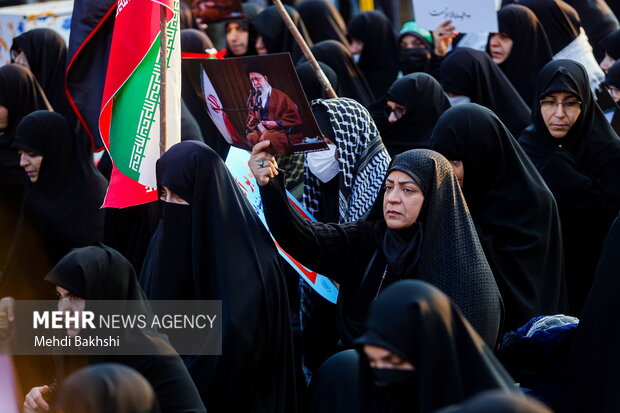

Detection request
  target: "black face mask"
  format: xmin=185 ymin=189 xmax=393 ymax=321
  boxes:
xmin=158 ymin=202 xmax=194 ymax=299
xmin=399 ymin=48 xmax=430 ymax=75
xmin=372 ymin=367 xmax=419 ymax=412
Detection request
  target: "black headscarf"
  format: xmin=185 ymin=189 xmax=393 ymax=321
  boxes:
xmin=10 ymin=29 xmax=74 ymax=126
xmin=516 ymin=0 xmax=580 ymax=54
xmin=296 ymin=0 xmax=350 ymax=47
xmin=491 ymin=5 xmax=553 ymax=105
xmin=262 ymin=148 xmax=502 ymax=346
xmin=295 ymin=61 xmax=340 ymax=101
xmin=55 ymin=363 xmax=159 ymax=413
xmin=0 ymin=64 xmax=52 ymax=270
xmin=140 ymin=141 xmax=297 ymax=412
xmin=180 ymin=29 xmax=214 ymax=53
xmin=600 ymin=28 xmax=620 ymax=60
xmin=565 ymin=214 xmax=620 ymax=413
xmin=519 ymin=59 xmax=620 ymax=313
xmin=0 ymin=111 xmax=106 ymax=301
xmin=381 ymin=73 xmax=450 ymax=156
xmin=603 ymin=61 xmax=620 ymax=89
xmin=251 ymin=5 xmax=313 ymax=62
xmin=223 ymin=3 xmax=261 ymax=58
xmin=379 ymin=152 xmax=504 ymax=346
xmin=180 ymin=30 xmax=229 ymax=159
xmin=522 ymin=59 xmax=620 ymax=205
xmin=439 ymin=47 xmax=531 ymax=138
xmin=431 ymin=104 xmax=566 ymax=331
xmin=355 ymin=280 xmax=516 ymax=412
xmin=0 ymin=64 xmax=52 ymax=143
xmin=347 ymin=11 xmax=399 ymax=99
xmin=179 ymin=1 xmax=198 ymax=30
xmin=602 ymin=60 xmax=620 ymax=136
xmin=562 ymin=0 xmax=619 ymax=61
xmin=299 ymin=40 xmax=374 ymax=106
xmin=45 ymin=245 xmax=206 ymax=413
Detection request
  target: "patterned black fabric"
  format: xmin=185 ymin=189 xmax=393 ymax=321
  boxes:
xmin=303 ymin=98 xmax=390 ymax=223
xmin=431 ymin=104 xmax=567 ymax=331
xmin=261 ymin=148 xmax=502 ymax=347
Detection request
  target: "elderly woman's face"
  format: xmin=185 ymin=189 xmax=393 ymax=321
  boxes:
xmin=383 ymin=170 xmax=425 ymax=230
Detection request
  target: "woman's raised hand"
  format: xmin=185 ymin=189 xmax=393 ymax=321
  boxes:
xmin=249 ymin=141 xmax=279 ymax=186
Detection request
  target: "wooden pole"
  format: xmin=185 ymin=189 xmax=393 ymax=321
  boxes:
xmin=159 ymin=5 xmax=167 ymax=156
xmin=271 ymin=0 xmax=338 ymax=99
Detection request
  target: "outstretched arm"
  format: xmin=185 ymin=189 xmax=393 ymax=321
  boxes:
xmin=250 ymin=142 xmax=370 ymax=284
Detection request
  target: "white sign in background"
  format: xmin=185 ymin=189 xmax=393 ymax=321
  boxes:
xmin=0 ymin=1 xmax=73 ymax=65
xmin=413 ymin=0 xmax=498 ymax=34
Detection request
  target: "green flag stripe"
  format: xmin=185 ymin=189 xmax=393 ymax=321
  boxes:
xmin=109 ymin=37 xmax=161 ymax=181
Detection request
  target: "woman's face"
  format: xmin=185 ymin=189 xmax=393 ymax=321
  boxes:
xmin=0 ymin=105 xmax=7 ymax=130
xmin=606 ymin=85 xmax=620 ymax=103
xmin=364 ymin=344 xmax=414 ymax=370
xmin=349 ymin=38 xmax=363 ymax=57
xmin=600 ymin=53 xmax=616 ymax=73
xmin=18 ymin=150 xmax=43 ymax=183
xmin=160 ymin=186 xmax=189 ymax=205
xmin=56 ymin=285 xmax=86 ymax=337
xmin=488 ymin=32 xmax=513 ymax=65
xmin=449 ymin=160 xmax=464 ymax=187
xmin=386 ymin=100 xmax=406 ymax=123
xmin=383 ymin=170 xmax=425 ymax=230
xmin=10 ymin=49 xmax=29 ymax=68
xmin=255 ymin=36 xmax=267 ymax=55
xmin=540 ymin=91 xmax=582 ymax=139
xmin=400 ymin=34 xmax=425 ymax=50
xmin=226 ymin=22 xmax=248 ymax=56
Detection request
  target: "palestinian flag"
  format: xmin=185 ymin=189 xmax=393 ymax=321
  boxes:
xmin=100 ymin=0 xmax=181 ymax=208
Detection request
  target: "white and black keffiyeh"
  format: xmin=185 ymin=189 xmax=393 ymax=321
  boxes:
xmin=302 ymin=98 xmax=391 ymax=223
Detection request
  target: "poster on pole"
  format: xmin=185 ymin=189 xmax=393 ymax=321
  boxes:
xmin=413 ymin=0 xmax=498 ymax=33
xmin=187 ymin=53 xmax=328 ymax=156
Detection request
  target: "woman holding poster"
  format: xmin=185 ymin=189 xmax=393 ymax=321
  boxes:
xmin=251 ymin=144 xmax=502 ymax=348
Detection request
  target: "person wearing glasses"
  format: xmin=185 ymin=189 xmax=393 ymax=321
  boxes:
xmin=602 ymin=60 xmax=620 ymax=135
xmin=380 ymin=73 xmax=450 ymax=158
xmin=519 ymin=59 xmax=620 ymax=315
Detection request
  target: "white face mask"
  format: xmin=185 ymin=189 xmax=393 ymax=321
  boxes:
xmin=352 ymin=53 xmax=361 ymax=64
xmin=307 ymin=144 xmax=339 ymax=183
xmin=447 ymin=95 xmax=471 ymax=106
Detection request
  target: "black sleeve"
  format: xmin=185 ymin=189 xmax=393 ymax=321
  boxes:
xmin=259 ymin=174 xmax=373 ymax=285
xmin=425 ymin=53 xmax=443 ymax=81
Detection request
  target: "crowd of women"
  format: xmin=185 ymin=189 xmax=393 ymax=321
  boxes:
xmin=1 ymin=0 xmax=620 ymax=411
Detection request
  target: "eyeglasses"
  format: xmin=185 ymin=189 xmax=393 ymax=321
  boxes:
xmin=539 ymin=99 xmax=582 ymax=113
xmin=606 ymin=86 xmax=620 ymax=99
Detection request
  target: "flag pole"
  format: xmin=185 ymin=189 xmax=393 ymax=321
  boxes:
xmin=159 ymin=5 xmax=167 ymax=156
xmin=271 ymin=0 xmax=338 ymax=99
